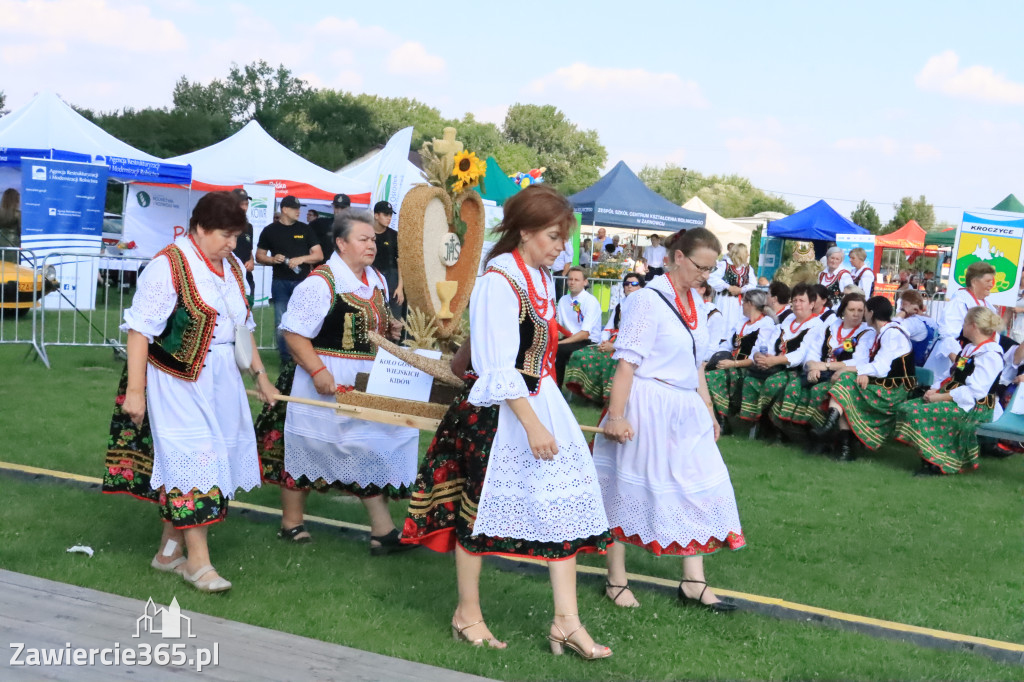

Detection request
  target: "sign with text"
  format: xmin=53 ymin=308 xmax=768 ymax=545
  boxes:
xmin=835 ymin=233 xmax=876 ymax=270
xmin=757 ymin=236 xmax=784 ymax=280
xmin=365 ymin=348 xmax=441 ymax=402
xmin=949 ymin=210 xmax=1024 ymax=306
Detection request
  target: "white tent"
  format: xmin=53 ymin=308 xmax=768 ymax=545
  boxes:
xmin=335 ymin=147 xmax=426 ymax=199
xmin=682 ymin=196 xmax=755 ymax=249
xmin=0 ymin=90 xmax=191 ymax=186
xmin=164 ymin=120 xmax=370 ymax=203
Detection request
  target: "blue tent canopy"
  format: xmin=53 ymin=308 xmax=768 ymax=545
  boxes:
xmin=766 ymin=199 xmax=867 ymax=241
xmin=569 ymin=161 xmax=705 ymax=232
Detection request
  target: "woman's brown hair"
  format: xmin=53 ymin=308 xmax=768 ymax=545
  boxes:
xmin=964 ymin=261 xmax=996 ymax=287
xmin=189 ymin=191 xmax=247 ymax=234
xmin=486 ymin=185 xmax=576 ymax=265
xmin=664 ymin=227 xmax=722 ymax=268
xmin=837 ymin=292 xmax=866 ymax=318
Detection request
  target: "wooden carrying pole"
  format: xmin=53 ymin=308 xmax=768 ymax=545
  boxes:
xmin=247 ymin=391 xmax=605 ymax=435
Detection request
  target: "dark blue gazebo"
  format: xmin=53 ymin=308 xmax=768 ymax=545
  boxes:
xmin=766 ymin=199 xmax=867 ymax=241
xmin=569 ymin=161 xmax=705 ymax=232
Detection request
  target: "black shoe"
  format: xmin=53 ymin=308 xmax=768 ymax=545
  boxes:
xmin=833 ymin=431 xmax=857 ymax=462
xmin=913 ymin=461 xmax=943 ymax=477
xmin=369 ymin=528 xmax=418 ymax=556
xmin=811 ymin=408 xmax=841 ymax=437
xmin=716 ymin=412 xmax=733 ymax=436
xmin=277 ymin=524 xmax=312 ymax=544
xmin=677 ymin=579 xmax=738 ymax=613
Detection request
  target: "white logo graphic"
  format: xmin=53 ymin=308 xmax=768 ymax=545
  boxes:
xmin=32 ymin=165 xmax=46 ymax=181
xmin=135 ymin=598 xmax=195 ymax=639
xmin=48 ymin=208 xmax=57 ymax=216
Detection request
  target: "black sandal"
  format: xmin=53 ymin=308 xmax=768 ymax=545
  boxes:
xmin=369 ymin=528 xmax=417 ymax=556
xmin=677 ymin=579 xmax=737 ymax=613
xmin=604 ymin=582 xmax=640 ymax=608
xmin=277 ymin=524 xmax=312 ymax=544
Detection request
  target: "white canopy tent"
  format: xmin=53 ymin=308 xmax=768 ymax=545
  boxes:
xmin=335 ymin=146 xmax=426 ymax=197
xmin=681 ymin=196 xmax=755 ymax=250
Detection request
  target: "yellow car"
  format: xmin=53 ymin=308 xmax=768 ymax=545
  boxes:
xmin=0 ymin=260 xmax=58 ymax=317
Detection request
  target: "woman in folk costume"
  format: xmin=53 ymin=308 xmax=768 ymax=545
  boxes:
xmin=402 ymin=185 xmax=613 ymax=659
xmin=254 ymin=212 xmax=417 ymax=553
xmin=924 ymin=262 xmax=1000 ymax=380
xmin=706 ymin=289 xmax=777 ymax=429
xmin=593 ymin=227 xmax=744 ymax=612
xmin=896 ymin=307 xmax=1006 ymax=475
xmin=565 ymin=271 xmax=644 ymax=406
xmin=849 ymin=247 xmax=874 ymax=298
xmin=698 ymin=281 xmax=726 ymax=360
xmin=814 ymin=296 xmax=916 ymax=461
xmin=818 ymin=247 xmax=855 ymax=308
xmin=708 ymin=242 xmax=755 ymax=334
xmin=773 ymin=293 xmax=874 ymax=431
xmin=739 ymin=283 xmax=825 ymax=425
xmin=103 ymin=192 xmax=276 ymax=593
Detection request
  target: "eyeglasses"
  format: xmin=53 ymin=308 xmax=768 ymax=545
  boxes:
xmin=686 ymin=255 xmax=716 ymax=274
xmin=624 ymin=280 xmax=641 ymax=287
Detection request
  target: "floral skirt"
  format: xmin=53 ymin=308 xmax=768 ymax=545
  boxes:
xmin=253 ymin=363 xmax=408 ymax=499
xmin=102 ymin=366 xmax=228 ymax=529
xmin=895 ymin=398 xmax=994 ymax=474
xmin=402 ymin=382 xmax=613 ymax=561
xmin=564 ymin=346 xmax=616 ymax=406
xmin=829 ymin=373 xmax=911 ymax=450
xmin=774 ymin=374 xmax=832 ymax=427
xmin=739 ymin=369 xmax=790 ymax=421
xmin=706 ymin=367 xmax=744 ymax=417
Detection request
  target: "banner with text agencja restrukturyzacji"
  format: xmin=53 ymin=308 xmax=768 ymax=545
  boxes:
xmin=20 ymin=158 xmax=107 ymax=310
xmin=949 ymin=210 xmax=1024 ymax=307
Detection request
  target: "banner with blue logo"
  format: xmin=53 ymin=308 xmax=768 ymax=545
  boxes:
xmin=835 ymin=233 xmax=876 ymax=271
xmin=757 ymin=235 xmax=785 ymax=280
xmin=20 ymin=158 xmax=108 ymax=310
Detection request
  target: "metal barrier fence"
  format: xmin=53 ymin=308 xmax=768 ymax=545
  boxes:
xmin=0 ymin=246 xmax=47 ymax=363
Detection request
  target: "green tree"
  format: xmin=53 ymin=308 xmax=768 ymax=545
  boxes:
xmin=886 ymin=195 xmax=935 ymax=231
xmin=638 ymin=164 xmax=794 ymax=218
xmin=502 ymin=104 xmax=607 ymax=194
xmin=0 ymin=90 xmax=7 ymax=116
xmin=84 ymin=107 xmax=233 ymax=158
xmin=298 ymin=89 xmax=380 ymax=170
xmin=850 ymin=199 xmax=882 ymax=234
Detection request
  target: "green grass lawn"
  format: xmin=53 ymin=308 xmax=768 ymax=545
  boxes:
xmin=1 ymin=343 xmax=1022 ymax=680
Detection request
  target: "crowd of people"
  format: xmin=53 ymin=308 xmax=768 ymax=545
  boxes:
xmin=99 ymin=185 xmax=1017 ymax=661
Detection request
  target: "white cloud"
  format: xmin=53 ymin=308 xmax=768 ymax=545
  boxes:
xmin=834 ymin=136 xmax=898 ymax=156
xmin=912 ymin=143 xmax=942 ymax=162
xmin=916 ymin=50 xmax=1024 ymax=105
xmin=471 ymin=104 xmax=509 ymax=125
xmin=718 ymin=117 xmax=783 ymax=136
xmin=0 ymin=0 xmax=186 ymax=53
xmin=724 ymin=136 xmax=789 ymax=176
xmin=387 ymin=42 xmax=446 ymax=76
xmin=527 ymin=63 xmax=708 ymax=108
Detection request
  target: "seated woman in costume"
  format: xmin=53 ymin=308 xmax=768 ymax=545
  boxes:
xmin=896 ymin=307 xmax=1006 ymax=475
xmin=103 ymin=192 xmax=276 ymax=593
xmin=706 ymin=289 xmax=777 ymax=433
xmin=708 ymin=242 xmax=755 ymax=333
xmin=254 ymin=211 xmax=418 ymax=553
xmin=769 ymin=280 xmax=793 ymax=323
xmin=773 ymin=293 xmax=874 ymax=436
xmin=925 ymin=262 xmax=999 ymax=379
xmin=739 ymin=282 xmax=825 ymax=431
xmin=565 ymin=271 xmax=645 ymax=406
xmin=812 ymin=284 xmax=836 ymax=322
xmin=813 ymin=296 xmax=916 ymax=461
xmin=894 ymin=290 xmax=939 ymax=366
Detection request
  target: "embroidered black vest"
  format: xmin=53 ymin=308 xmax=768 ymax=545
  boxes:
xmin=148 ymin=245 xmax=247 ymax=382
xmin=946 ymin=348 xmax=1000 ymax=401
xmin=308 ymin=265 xmax=390 ymax=360
xmin=819 ymin=270 xmax=848 ymax=307
xmin=775 ymin=327 xmax=812 ymax=355
xmin=732 ymin=320 xmax=765 ymax=360
xmin=724 ymin=264 xmax=750 ymax=288
xmin=778 ymin=308 xmax=793 ymax=323
xmin=821 ymin=326 xmax=871 ymax=362
xmin=486 ymin=266 xmax=556 ymax=395
xmin=868 ymin=325 xmax=915 ymax=386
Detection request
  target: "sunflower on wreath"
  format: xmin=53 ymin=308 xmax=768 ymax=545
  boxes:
xmin=419 ymin=133 xmax=488 ymax=244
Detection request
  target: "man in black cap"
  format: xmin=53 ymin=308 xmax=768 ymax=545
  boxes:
xmin=372 ymin=200 xmax=404 ymax=319
xmin=256 ymin=195 xmax=322 ymax=364
xmin=309 ymin=193 xmax=351 ymax=265
xmin=230 ymin=188 xmax=256 ymax=297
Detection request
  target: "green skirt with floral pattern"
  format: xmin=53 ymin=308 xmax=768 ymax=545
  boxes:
xmin=403 ymin=381 xmax=613 ymax=561
xmin=895 ymin=398 xmax=994 ymax=474
xmin=254 ymin=363 xmax=409 ymax=499
xmin=829 ymin=373 xmax=912 ymax=450
xmin=774 ymin=374 xmax=832 ymax=426
xmin=565 ymin=345 xmax=616 ymax=406
xmin=102 ymin=365 xmax=228 ymax=529
xmin=706 ymin=366 xmax=744 ymax=417
xmin=740 ymin=369 xmax=790 ymax=421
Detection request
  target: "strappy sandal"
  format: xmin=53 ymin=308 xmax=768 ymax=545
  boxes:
xmin=677 ymin=579 xmax=737 ymax=613
xmin=369 ymin=528 xmax=416 ymax=556
xmin=277 ymin=524 xmax=312 ymax=544
xmin=150 ymin=555 xmax=187 ymax=574
xmin=451 ymin=616 xmax=506 ymax=649
xmin=604 ymin=582 xmax=640 ymax=608
xmin=548 ymin=616 xmax=612 ymax=660
xmin=182 ymin=564 xmax=232 ymax=593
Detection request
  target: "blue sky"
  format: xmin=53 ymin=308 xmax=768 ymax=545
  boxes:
xmin=3 ymin=0 xmax=1024 ymax=223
